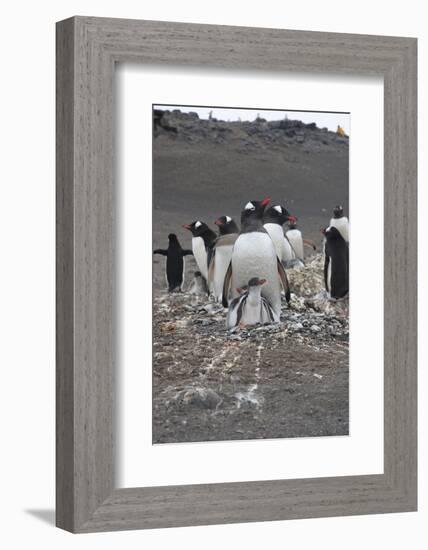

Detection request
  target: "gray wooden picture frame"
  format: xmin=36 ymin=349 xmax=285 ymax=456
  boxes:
xmin=56 ymin=16 xmax=417 ymax=533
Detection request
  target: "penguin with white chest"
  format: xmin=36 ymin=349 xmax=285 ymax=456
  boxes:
xmin=153 ymin=233 xmax=193 ymax=292
xmin=182 ymin=220 xmax=217 ymax=281
xmin=329 ymin=205 xmax=349 ymax=243
xmin=323 ymin=226 xmax=349 ymax=299
xmin=226 ymin=277 xmax=275 ymax=329
xmin=263 ymin=204 xmax=297 ymax=262
xmin=222 ymin=198 xmax=290 ymax=322
xmin=286 ymin=221 xmax=317 ymax=262
xmin=207 ymin=215 xmax=239 ymax=301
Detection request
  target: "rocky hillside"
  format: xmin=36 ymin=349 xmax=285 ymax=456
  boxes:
xmin=154 ymin=108 xmax=348 ymax=151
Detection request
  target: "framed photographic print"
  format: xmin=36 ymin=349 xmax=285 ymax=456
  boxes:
xmin=56 ymin=17 xmax=417 ymax=532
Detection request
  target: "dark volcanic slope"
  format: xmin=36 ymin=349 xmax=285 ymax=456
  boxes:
xmin=153 ymin=109 xmax=349 ymax=290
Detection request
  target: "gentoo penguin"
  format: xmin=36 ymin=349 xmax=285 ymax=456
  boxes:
xmin=286 ymin=221 xmax=317 ymax=262
xmin=187 ymin=271 xmax=208 ymax=296
xmin=263 ymin=204 xmax=297 ymax=262
xmin=226 ymin=277 xmax=275 ymax=329
xmin=323 ymin=226 xmax=349 ymax=299
xmin=207 ymin=215 xmax=239 ymax=301
xmin=329 ymin=205 xmax=349 ymax=243
xmin=182 ymin=221 xmax=217 ymax=280
xmin=153 ymin=233 xmax=193 ymax=292
xmin=222 ymin=198 xmax=290 ymax=322
xmin=215 ymin=215 xmax=239 ymax=235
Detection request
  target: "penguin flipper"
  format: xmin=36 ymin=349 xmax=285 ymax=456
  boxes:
xmin=277 ymin=258 xmax=291 ymax=302
xmin=207 ymin=250 xmax=216 ymax=295
xmin=222 ymin=261 xmax=232 ymax=308
xmin=303 ymin=239 xmax=317 ymax=251
xmin=207 ymin=246 xmax=215 ymax=269
xmin=153 ymin=249 xmax=167 ymax=256
xmin=226 ymin=295 xmax=242 ymax=329
xmin=324 ymin=252 xmax=330 ymax=292
xmin=261 ymin=297 xmax=275 ymax=323
xmin=182 ymin=249 xmax=193 ymax=256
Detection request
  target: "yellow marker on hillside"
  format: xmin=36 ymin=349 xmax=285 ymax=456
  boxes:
xmin=336 ymin=125 xmax=346 ymax=137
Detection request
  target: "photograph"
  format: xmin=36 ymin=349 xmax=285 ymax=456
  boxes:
xmin=152 ymin=104 xmax=350 ymax=444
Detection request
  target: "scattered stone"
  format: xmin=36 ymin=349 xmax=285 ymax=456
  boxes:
xmin=154 ymin=351 xmax=171 ymax=360
xmin=235 ymin=385 xmax=264 ymax=409
xmin=174 ymin=386 xmax=222 ymax=409
xmin=160 ymin=322 xmax=177 ymax=333
xmin=200 ymin=302 xmax=223 ymax=315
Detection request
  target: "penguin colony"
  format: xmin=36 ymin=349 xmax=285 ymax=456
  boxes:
xmin=154 ymin=201 xmax=349 ymax=329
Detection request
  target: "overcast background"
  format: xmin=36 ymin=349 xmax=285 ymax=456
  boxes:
xmin=156 ymin=104 xmax=350 ymax=134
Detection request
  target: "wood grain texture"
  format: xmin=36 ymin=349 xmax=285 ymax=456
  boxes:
xmin=56 ymin=16 xmax=417 ymax=533
xmin=56 ymin=18 xmax=75 ymax=532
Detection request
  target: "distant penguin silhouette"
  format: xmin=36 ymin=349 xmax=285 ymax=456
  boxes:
xmin=153 ymin=233 xmax=193 ymax=292
xmin=207 ymin=215 xmax=239 ymax=301
xmin=183 ymin=220 xmax=217 ymax=280
xmin=263 ymin=204 xmax=297 ymax=262
xmin=222 ymin=198 xmax=290 ymax=320
xmin=226 ymin=277 xmax=275 ymax=329
xmin=323 ymin=226 xmax=349 ymax=299
xmin=329 ymin=205 xmax=349 ymax=243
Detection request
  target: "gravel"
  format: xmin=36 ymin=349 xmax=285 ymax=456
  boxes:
xmin=152 ymin=253 xmax=349 ymax=444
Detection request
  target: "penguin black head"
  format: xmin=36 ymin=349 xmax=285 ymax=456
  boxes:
xmin=240 ymin=197 xmax=271 ymax=228
xmin=264 ymin=204 xmax=297 ymax=226
xmin=214 ymin=215 xmax=239 ymax=235
xmin=333 ymin=205 xmax=344 ymax=218
xmin=236 ymin=277 xmax=266 ymax=294
xmin=168 ymin=233 xmax=179 ymax=242
xmin=248 ymin=277 xmax=267 ymax=287
xmin=288 ymin=220 xmax=298 ymax=230
xmin=183 ymin=220 xmax=210 ymax=237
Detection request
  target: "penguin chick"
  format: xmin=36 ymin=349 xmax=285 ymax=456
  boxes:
xmin=226 ymin=277 xmax=275 ymax=329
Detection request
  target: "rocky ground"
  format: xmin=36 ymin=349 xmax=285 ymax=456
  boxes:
xmin=153 ymin=254 xmax=349 ymax=444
